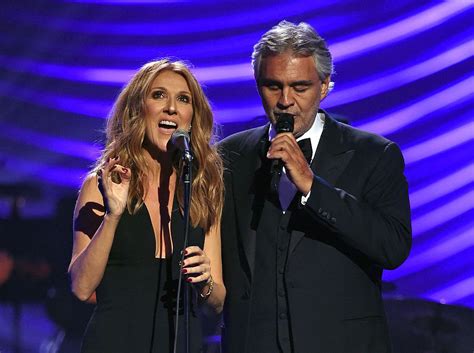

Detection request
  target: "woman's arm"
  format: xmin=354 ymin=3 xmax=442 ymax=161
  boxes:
xmin=183 ymin=221 xmax=226 ymax=315
xmin=68 ymin=158 xmax=130 ymax=301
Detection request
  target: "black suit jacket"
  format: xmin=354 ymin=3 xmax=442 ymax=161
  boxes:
xmin=218 ymin=112 xmax=412 ymax=353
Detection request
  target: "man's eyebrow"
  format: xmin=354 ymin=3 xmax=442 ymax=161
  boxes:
xmin=259 ymin=78 xmax=281 ymax=85
xmin=290 ymin=80 xmax=313 ymax=86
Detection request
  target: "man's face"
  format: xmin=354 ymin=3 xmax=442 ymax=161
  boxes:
xmin=257 ymin=52 xmax=330 ymax=138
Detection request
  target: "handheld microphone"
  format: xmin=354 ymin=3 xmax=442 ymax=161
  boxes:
xmin=170 ymin=129 xmax=193 ymax=163
xmin=270 ymin=113 xmax=294 ymax=192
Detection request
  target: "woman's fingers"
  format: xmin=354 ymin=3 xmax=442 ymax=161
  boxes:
xmin=99 ymin=158 xmax=131 ymax=187
xmin=98 ymin=158 xmax=116 ymax=188
xmin=184 ymin=246 xmax=204 ymax=256
xmin=110 ymin=164 xmax=131 ymax=183
xmin=186 ymin=270 xmax=211 ymax=284
xmin=103 ymin=156 xmax=119 ymax=174
xmin=182 ymin=248 xmax=210 ymax=268
xmin=182 ymin=254 xmax=209 ymax=267
xmin=96 ymin=157 xmax=131 ymax=216
xmin=182 ymin=246 xmax=211 ymax=284
xmin=182 ymin=263 xmax=210 ymax=275
xmin=183 ymin=262 xmax=211 ymax=284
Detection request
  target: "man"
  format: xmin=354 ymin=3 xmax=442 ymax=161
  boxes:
xmin=218 ymin=21 xmax=411 ymax=353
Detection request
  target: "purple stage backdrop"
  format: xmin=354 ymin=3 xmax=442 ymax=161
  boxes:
xmin=0 ymin=0 xmax=472 ymax=320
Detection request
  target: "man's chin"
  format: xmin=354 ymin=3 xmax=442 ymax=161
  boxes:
xmin=266 ymin=112 xmax=277 ymax=125
xmin=292 ymin=124 xmax=304 ymax=137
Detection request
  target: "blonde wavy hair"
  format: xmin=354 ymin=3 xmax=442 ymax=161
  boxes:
xmin=93 ymin=59 xmax=223 ymax=232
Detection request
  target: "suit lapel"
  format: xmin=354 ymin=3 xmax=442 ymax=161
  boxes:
xmin=312 ymin=113 xmax=354 ymax=184
xmin=227 ymin=125 xmax=269 ymax=280
xmin=289 ymin=113 xmax=354 ymax=254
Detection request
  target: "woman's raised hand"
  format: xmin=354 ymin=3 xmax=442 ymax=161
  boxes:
xmin=97 ymin=157 xmax=131 ymax=218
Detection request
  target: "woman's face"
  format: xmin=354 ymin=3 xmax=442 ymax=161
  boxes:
xmin=143 ymin=70 xmax=193 ymax=152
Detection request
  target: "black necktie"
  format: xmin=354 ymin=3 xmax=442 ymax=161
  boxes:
xmin=298 ymin=138 xmax=312 ymax=163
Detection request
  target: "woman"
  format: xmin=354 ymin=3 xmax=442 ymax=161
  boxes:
xmin=68 ymin=59 xmax=225 ymax=353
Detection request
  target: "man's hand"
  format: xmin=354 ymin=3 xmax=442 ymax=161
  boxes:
xmin=267 ymin=132 xmax=313 ymax=195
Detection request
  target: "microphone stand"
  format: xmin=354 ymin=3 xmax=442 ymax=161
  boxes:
xmin=173 ymin=150 xmax=193 ymax=353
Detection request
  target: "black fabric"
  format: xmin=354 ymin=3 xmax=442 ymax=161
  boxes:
xmin=247 ymin=187 xmax=299 ymax=353
xmin=241 ymin=152 xmax=298 ymax=353
xmin=247 ymin=186 xmax=295 ymax=353
xmin=274 ymin=212 xmax=293 ymax=353
xmin=247 ymin=196 xmax=281 ymax=353
xmin=80 ymin=202 xmax=204 ymax=353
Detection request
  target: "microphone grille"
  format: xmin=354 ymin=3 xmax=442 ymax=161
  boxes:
xmin=171 ymin=129 xmax=190 ymax=144
xmin=275 ymin=113 xmax=294 ymax=133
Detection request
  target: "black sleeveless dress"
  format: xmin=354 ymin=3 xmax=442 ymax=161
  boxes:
xmin=81 ymin=201 xmax=205 ymax=353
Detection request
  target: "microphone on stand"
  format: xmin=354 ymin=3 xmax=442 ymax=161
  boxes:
xmin=170 ymin=129 xmax=193 ymax=163
xmin=170 ymin=128 xmax=194 ymax=353
xmin=270 ymin=113 xmax=294 ymax=193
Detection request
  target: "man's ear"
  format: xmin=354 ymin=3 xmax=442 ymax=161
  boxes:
xmin=321 ymin=77 xmax=331 ymax=99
